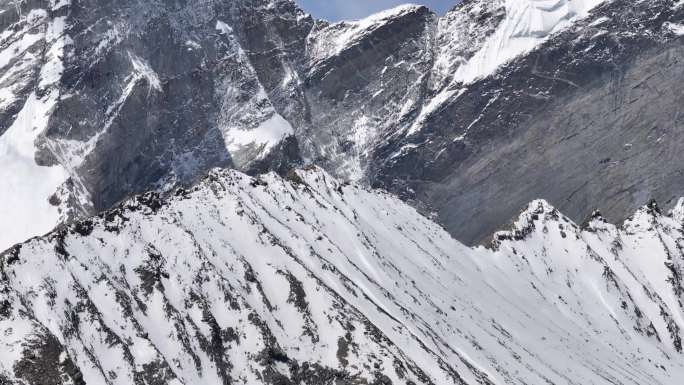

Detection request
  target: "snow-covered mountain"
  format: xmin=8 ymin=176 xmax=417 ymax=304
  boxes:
xmin=2 ymin=2 xmax=684 ymax=382
xmin=1 ymin=167 xmax=683 ymax=384
xmin=376 ymin=0 xmax=684 ymax=244
xmin=3 ymin=0 xmax=683 ymax=250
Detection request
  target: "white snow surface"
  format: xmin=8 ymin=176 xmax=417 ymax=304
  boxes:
xmin=453 ymin=0 xmax=607 ymax=84
xmin=1 ymin=168 xmax=683 ymax=384
xmin=224 ymin=112 xmax=294 ymax=157
xmin=0 ymin=8 xmax=70 ymax=252
xmin=0 ymin=94 xmax=68 ymax=253
xmin=665 ymin=21 xmax=684 ymax=35
xmin=307 ymin=4 xmax=426 ymax=66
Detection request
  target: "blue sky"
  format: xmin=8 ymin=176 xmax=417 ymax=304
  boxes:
xmin=294 ymin=0 xmax=457 ymax=21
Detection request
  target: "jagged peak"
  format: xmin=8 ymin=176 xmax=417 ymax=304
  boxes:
xmin=331 ymin=3 xmax=428 ymax=24
xmin=306 ymin=3 xmax=432 ymax=65
xmin=289 ymin=165 xmax=343 ymax=189
xmin=619 ymin=199 xmax=672 ymax=234
xmin=256 ymin=0 xmax=313 ymax=22
xmin=491 ymin=199 xmax=565 ymax=245
xmin=579 ymin=209 xmax=610 ymax=232
xmin=523 ymin=198 xmax=557 ymax=214
xmin=626 ymin=199 xmax=663 ymax=219
xmin=492 ymin=196 xmax=684 ymax=246
xmin=491 ymin=196 xmax=684 ymax=244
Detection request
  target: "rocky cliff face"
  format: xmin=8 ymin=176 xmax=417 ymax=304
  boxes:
xmin=1 ymin=0 xmax=683 ymax=247
xmin=0 ymin=0 xmax=314 ymax=249
xmin=1 ymin=167 xmax=683 ymax=384
xmin=378 ymin=0 xmax=684 ymax=244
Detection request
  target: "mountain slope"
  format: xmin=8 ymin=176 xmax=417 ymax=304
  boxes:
xmin=0 ymin=0 xmax=627 ymax=251
xmin=2 ymin=0 xmax=684 ymax=250
xmin=2 ymin=167 xmax=683 ymax=384
xmin=0 ymin=0 xmax=313 ymax=250
xmin=376 ymin=0 xmax=684 ymax=244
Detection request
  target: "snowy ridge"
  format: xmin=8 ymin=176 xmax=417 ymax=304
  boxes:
xmin=453 ymin=0 xmax=608 ymax=84
xmin=306 ymin=4 xmax=428 ymax=68
xmin=1 ymin=168 xmax=683 ymax=384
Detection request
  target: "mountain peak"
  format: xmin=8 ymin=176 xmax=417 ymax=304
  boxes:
xmin=491 ymin=199 xmax=564 ymax=244
xmin=307 ymin=3 xmax=432 ymax=66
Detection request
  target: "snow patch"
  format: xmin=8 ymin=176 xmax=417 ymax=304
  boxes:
xmin=0 ymin=23 xmax=45 ymax=69
xmin=588 ymin=15 xmax=610 ymax=26
xmin=664 ymin=22 xmax=684 ymax=36
xmin=129 ymin=53 xmax=162 ymax=94
xmin=224 ymin=113 xmax=293 ymax=157
xmin=0 ymin=7 xmax=72 ymax=251
xmin=185 ymin=40 xmax=202 ymax=50
xmin=407 ymin=88 xmax=466 ymax=135
xmin=216 ymin=20 xmax=233 ymax=35
xmin=50 ymin=0 xmax=71 ymax=11
xmin=454 ymin=0 xmax=607 ymax=84
xmin=0 ymin=92 xmax=68 ymax=251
